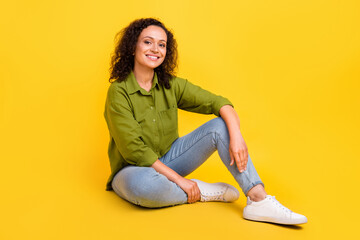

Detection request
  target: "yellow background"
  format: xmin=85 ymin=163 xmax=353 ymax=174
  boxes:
xmin=1 ymin=0 xmax=359 ymax=239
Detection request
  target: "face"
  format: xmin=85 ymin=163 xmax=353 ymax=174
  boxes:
xmin=134 ymin=25 xmax=167 ymax=71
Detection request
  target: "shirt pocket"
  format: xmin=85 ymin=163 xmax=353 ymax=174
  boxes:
xmin=159 ymin=105 xmax=178 ymax=136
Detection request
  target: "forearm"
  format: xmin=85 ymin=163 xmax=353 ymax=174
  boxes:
xmin=151 ymin=159 xmax=182 ymax=184
xmin=151 ymin=159 xmax=201 ymax=203
xmin=219 ymin=105 xmax=241 ymax=137
xmin=219 ymin=105 xmax=248 ymax=172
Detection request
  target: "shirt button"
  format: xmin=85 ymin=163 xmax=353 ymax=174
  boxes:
xmin=150 ymin=106 xmax=154 ymax=110
xmin=153 ymin=119 xmax=156 ymax=122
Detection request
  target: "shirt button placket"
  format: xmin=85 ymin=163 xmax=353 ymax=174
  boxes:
xmin=151 ymin=92 xmax=158 ymax=148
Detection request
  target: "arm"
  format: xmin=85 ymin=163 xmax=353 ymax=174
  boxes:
xmin=151 ymin=159 xmax=200 ymax=203
xmin=173 ymin=78 xmax=246 ymax=171
xmin=219 ymin=105 xmax=248 ymax=173
xmin=174 ymin=78 xmax=233 ymax=116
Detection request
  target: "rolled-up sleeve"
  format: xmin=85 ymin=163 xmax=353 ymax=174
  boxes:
xmin=174 ymin=78 xmax=233 ymax=116
xmin=104 ymin=85 xmax=158 ymax=167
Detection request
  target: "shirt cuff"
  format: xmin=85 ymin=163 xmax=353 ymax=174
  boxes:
xmin=212 ymin=97 xmax=234 ymax=116
xmin=135 ymin=148 xmax=159 ymax=167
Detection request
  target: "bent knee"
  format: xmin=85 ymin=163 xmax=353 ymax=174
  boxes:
xmin=124 ymin=169 xmax=175 ymax=207
xmin=112 ymin=166 xmax=185 ymax=208
xmin=133 ymin=181 xmax=178 ymax=208
xmin=209 ymin=117 xmax=229 ymax=140
xmin=131 ymin=173 xmax=170 ymax=197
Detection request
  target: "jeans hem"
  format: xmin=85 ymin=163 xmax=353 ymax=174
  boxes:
xmin=243 ymin=181 xmax=265 ymax=196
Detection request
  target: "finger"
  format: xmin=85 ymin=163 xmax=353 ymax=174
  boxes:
xmin=187 ymin=190 xmax=191 ymax=203
xmin=189 ymin=182 xmax=195 ymax=203
xmin=192 ymin=184 xmax=198 ymax=203
xmin=239 ymin=153 xmax=245 ymax=172
xmin=195 ymin=186 xmax=201 ymax=202
xmin=192 ymin=182 xmax=200 ymax=202
xmin=197 ymin=184 xmax=201 ymax=201
xmin=229 ymin=150 xmax=234 ymax=166
xmin=244 ymin=150 xmax=248 ymax=171
xmin=192 ymin=185 xmax=197 ymax=202
xmin=193 ymin=187 xmax=199 ymax=202
xmin=240 ymin=149 xmax=247 ymax=170
xmin=240 ymin=150 xmax=246 ymax=171
xmin=193 ymin=187 xmax=197 ymax=203
xmin=190 ymin=188 xmax=195 ymax=203
xmin=189 ymin=191 xmax=194 ymax=203
xmin=187 ymin=192 xmax=191 ymax=204
xmin=187 ymin=186 xmax=193 ymax=203
xmin=234 ymin=153 xmax=242 ymax=173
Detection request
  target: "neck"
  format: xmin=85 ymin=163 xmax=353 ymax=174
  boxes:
xmin=133 ymin=64 xmax=155 ymax=85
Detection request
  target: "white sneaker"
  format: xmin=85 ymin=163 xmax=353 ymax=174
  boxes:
xmin=243 ymin=195 xmax=307 ymax=225
xmin=191 ymin=179 xmax=239 ymax=202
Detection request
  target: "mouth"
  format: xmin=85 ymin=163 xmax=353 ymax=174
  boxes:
xmin=146 ymin=54 xmax=160 ymax=61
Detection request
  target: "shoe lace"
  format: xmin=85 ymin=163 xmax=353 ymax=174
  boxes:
xmin=202 ymin=191 xmax=225 ymax=201
xmin=269 ymin=196 xmax=292 ymax=214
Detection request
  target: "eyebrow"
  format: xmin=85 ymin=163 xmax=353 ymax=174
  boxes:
xmin=143 ymin=36 xmax=167 ymax=42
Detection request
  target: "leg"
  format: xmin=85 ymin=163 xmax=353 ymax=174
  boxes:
xmin=111 ymin=165 xmax=187 ymax=208
xmin=247 ymin=184 xmax=267 ymax=201
xmin=160 ymin=117 xmax=306 ymax=224
xmin=160 ymin=117 xmax=264 ymax=196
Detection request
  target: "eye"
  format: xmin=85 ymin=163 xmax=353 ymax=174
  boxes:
xmin=159 ymin=43 xmax=166 ymax=48
xmin=144 ymin=40 xmax=151 ymax=44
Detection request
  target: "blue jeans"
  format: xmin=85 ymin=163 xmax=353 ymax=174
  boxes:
xmin=112 ymin=117 xmax=264 ymax=208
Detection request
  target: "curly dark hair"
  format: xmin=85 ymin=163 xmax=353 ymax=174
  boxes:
xmin=108 ymin=18 xmax=178 ymax=89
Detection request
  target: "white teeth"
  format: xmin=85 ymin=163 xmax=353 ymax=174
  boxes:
xmin=147 ymin=55 xmax=158 ymax=60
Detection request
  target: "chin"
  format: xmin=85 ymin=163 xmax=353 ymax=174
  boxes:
xmin=148 ymin=62 xmax=164 ymax=69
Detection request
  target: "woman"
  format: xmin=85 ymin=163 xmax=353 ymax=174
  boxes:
xmin=104 ymin=18 xmax=307 ymax=225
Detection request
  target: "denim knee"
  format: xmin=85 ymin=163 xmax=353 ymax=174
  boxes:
xmin=208 ymin=117 xmax=230 ymax=144
xmin=112 ymin=166 xmax=186 ymax=208
xmin=125 ymin=168 xmax=170 ymax=207
xmin=138 ymin=180 xmax=171 ymax=205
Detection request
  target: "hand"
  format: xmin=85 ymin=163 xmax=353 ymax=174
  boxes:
xmin=176 ymin=177 xmax=201 ymax=204
xmin=229 ymin=132 xmax=248 ymax=173
xmin=151 ymin=160 xmax=201 ymax=203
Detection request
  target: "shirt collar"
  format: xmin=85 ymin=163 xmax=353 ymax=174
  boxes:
xmin=126 ymin=71 xmax=159 ymax=95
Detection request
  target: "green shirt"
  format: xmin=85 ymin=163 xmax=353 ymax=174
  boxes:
xmin=104 ymin=72 xmax=233 ymax=190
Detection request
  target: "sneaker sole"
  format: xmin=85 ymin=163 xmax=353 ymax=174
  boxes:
xmin=243 ymin=212 xmax=307 ymax=225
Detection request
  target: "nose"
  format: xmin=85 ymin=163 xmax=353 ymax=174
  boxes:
xmin=150 ymin=43 xmax=158 ymax=53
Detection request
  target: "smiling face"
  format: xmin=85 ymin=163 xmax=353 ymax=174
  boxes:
xmin=134 ymin=25 xmax=167 ymax=72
